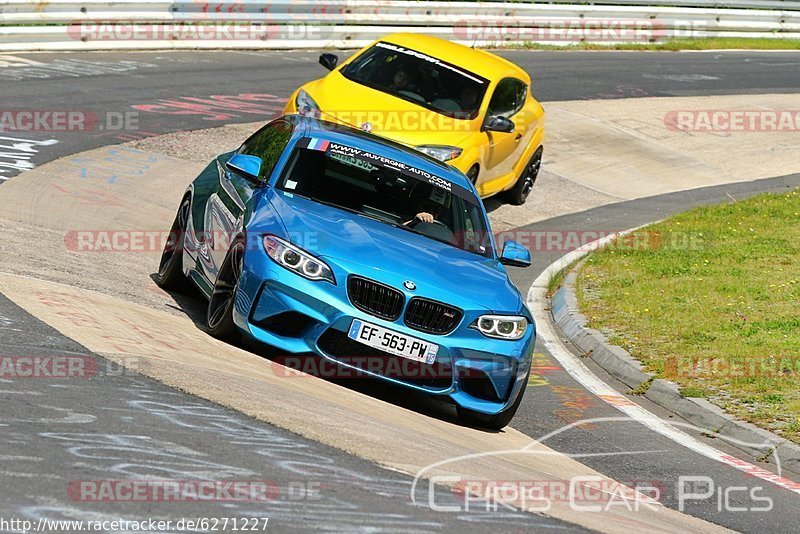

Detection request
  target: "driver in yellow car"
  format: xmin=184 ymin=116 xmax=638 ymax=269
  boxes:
xmin=391 ymin=70 xmax=413 ymax=91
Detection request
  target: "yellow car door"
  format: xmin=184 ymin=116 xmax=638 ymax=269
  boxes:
xmin=480 ymin=78 xmax=530 ymax=194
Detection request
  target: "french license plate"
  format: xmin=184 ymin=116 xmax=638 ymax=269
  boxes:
xmin=347 ymin=319 xmax=438 ymax=364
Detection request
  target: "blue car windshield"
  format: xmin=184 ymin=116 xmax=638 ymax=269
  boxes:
xmin=276 ymin=142 xmax=493 ymax=258
xmin=341 ymin=42 xmax=489 ymax=120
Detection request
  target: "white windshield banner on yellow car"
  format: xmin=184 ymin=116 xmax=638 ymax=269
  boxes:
xmin=375 ymin=42 xmax=487 ymax=85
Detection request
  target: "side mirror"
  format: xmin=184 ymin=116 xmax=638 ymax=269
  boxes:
xmin=226 ymin=154 xmax=263 ymax=182
xmin=319 ymin=53 xmax=339 ymax=71
xmin=499 ymin=240 xmax=531 ymax=268
xmin=482 ymin=115 xmax=515 ymax=133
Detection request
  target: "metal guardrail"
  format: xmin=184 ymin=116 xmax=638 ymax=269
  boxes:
xmin=1 ymin=1 xmax=799 ymax=51
xmin=540 ymin=0 xmax=800 ymax=8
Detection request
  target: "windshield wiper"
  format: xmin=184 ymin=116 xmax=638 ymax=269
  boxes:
xmin=389 ymin=222 xmax=458 ymax=248
xmin=307 ymin=196 xmax=387 ymax=225
xmin=308 ymin=196 xmax=358 ymax=215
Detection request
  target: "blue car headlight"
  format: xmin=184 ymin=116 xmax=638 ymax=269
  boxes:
xmin=473 ymin=315 xmax=528 ymax=340
xmin=263 ymin=235 xmax=335 ymax=284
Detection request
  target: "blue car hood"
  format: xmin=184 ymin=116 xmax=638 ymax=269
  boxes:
xmin=262 ymin=190 xmax=522 ymax=313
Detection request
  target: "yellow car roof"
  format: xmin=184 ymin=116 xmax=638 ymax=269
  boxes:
xmin=380 ymin=33 xmax=530 ymax=84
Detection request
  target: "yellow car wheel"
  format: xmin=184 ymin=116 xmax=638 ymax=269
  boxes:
xmin=504 ymin=147 xmax=543 ymax=206
xmin=466 ymin=164 xmax=480 ymax=186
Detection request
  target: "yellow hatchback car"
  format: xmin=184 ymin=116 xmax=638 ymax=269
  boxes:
xmin=284 ymin=33 xmax=545 ymax=205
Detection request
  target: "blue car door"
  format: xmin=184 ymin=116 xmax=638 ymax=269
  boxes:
xmin=204 ymin=119 xmax=294 ymax=283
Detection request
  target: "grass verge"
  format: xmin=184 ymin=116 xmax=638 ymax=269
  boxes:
xmin=576 ymin=188 xmax=800 ymax=443
xmin=546 ymin=258 xmax=581 ymax=299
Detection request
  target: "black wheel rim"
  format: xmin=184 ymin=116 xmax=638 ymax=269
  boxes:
xmin=158 ymin=199 xmax=190 ymax=276
xmin=207 ymin=241 xmax=244 ymax=329
xmin=520 ymin=151 xmax=542 ymax=201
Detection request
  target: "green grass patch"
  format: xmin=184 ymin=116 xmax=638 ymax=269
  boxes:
xmin=546 ymin=258 xmax=580 ymax=298
xmin=576 ymin=188 xmax=800 ymax=443
xmin=630 ymin=377 xmax=655 ymax=396
xmin=679 ymin=386 xmax=709 ymax=398
xmin=505 ymin=37 xmax=800 ymax=51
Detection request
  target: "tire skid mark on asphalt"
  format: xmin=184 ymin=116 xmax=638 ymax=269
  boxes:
xmin=528 ymin=231 xmax=800 ymax=497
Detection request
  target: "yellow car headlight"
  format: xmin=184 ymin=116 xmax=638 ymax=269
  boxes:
xmin=296 ymin=89 xmax=321 ymax=119
xmin=416 ymin=145 xmax=462 ymax=162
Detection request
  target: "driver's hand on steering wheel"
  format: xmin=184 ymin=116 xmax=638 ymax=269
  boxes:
xmin=414 ymin=212 xmax=435 ymax=224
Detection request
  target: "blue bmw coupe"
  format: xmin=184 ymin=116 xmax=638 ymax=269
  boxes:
xmin=157 ymin=115 xmax=535 ymax=428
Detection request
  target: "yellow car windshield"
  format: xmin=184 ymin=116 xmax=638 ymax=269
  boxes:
xmin=341 ymin=41 xmax=489 ymax=120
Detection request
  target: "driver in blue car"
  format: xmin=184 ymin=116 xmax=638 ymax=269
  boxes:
xmin=404 ymin=199 xmax=439 ymax=226
xmin=409 ymin=212 xmax=435 ymax=224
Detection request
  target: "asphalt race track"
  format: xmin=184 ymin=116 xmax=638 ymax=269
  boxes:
xmin=2 ymin=49 xmax=800 ymax=532
xmin=3 ymin=49 xmax=800 ymax=180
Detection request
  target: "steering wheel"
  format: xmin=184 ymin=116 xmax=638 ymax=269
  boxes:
xmin=398 ymin=90 xmax=425 ymax=103
xmin=407 ymin=219 xmax=457 ymax=245
xmin=408 ymin=218 xmax=448 ymax=230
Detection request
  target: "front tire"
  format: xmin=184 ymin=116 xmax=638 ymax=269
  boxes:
xmin=504 ymin=146 xmax=542 ymax=206
xmin=206 ymin=239 xmax=245 ymax=342
xmin=155 ymin=196 xmax=191 ymax=291
xmin=466 ymin=164 xmax=479 ymax=186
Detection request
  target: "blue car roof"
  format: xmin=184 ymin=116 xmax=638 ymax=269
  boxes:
xmin=292 ymin=115 xmax=475 ymax=194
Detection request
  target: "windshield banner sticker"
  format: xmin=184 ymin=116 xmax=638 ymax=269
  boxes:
xmin=375 ymin=42 xmax=486 ymax=85
xmin=314 ymin=140 xmax=473 ymax=200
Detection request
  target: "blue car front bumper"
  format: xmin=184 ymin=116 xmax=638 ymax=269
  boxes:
xmin=231 ymin=249 xmax=535 ymax=416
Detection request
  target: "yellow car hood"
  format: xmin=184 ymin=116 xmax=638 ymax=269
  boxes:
xmin=305 ymin=74 xmax=475 ymax=148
